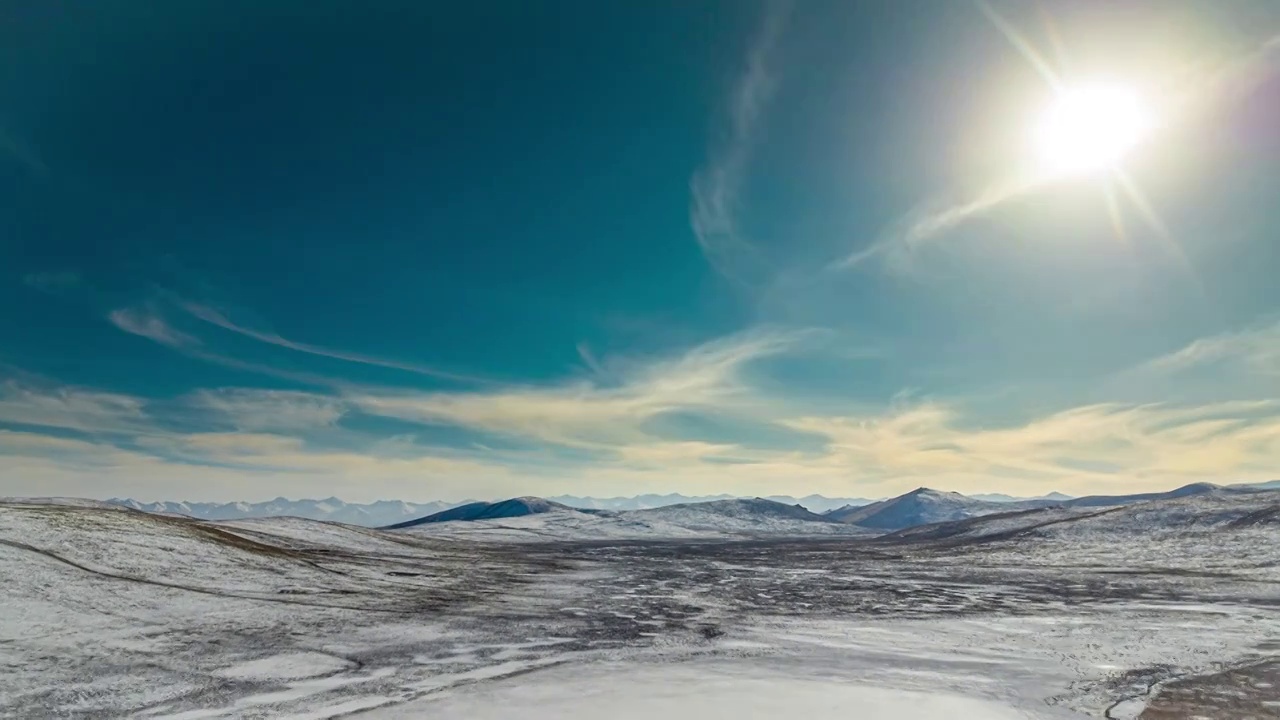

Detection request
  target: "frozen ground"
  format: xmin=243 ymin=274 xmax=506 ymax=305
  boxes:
xmin=1 ymin=492 xmax=1278 ymax=718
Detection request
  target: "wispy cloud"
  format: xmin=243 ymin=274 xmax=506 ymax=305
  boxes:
xmin=106 ymin=303 xmax=379 ymax=388
xmin=0 ymin=123 xmax=49 ymax=178
xmin=347 ymin=328 xmax=805 ymax=449
xmin=189 ymin=389 xmax=347 ymax=432
xmin=109 ymin=307 xmax=202 ymax=348
xmin=1140 ymin=321 xmax=1280 ymax=377
xmin=690 ymin=0 xmax=790 ymax=285
xmin=0 ymin=380 xmax=149 ymax=435
xmin=180 ymin=302 xmax=486 ymax=384
xmin=835 ymin=175 xmax=1039 ymax=271
xmin=22 ymin=270 xmax=81 ymax=295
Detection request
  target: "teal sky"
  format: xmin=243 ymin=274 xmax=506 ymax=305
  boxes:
xmin=2 ymin=0 xmax=1278 ymax=502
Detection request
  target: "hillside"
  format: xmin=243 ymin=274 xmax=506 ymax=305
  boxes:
xmin=627 ymin=498 xmax=868 ymax=536
xmin=384 ymin=497 xmax=592 ymax=529
xmin=880 ymin=489 xmax=1280 ymax=545
xmin=1061 ymin=482 xmax=1234 ymax=508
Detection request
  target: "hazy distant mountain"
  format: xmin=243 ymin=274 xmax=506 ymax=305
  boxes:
xmin=969 ymin=492 xmax=1074 ymax=503
xmin=549 ymin=493 xmax=874 ymax=513
xmin=106 ymin=497 xmax=466 ymax=527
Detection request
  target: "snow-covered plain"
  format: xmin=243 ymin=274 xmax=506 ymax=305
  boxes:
xmin=1 ymin=491 xmax=1278 ymax=718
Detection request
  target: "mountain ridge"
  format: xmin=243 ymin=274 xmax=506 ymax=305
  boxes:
xmin=93 ymin=480 xmax=1276 ymax=528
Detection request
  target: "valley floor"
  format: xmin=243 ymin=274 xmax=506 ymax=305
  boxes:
xmin=1 ymin=500 xmax=1278 ymax=718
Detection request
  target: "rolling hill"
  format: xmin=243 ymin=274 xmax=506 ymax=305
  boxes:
xmin=383 ymin=497 xmax=596 ymax=529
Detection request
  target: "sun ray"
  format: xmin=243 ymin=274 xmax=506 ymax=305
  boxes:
xmin=1034 ymin=0 xmax=1073 ymax=80
xmin=1112 ymin=168 xmax=1204 ymax=292
xmin=1100 ymin=178 xmax=1129 ymax=249
xmin=974 ymin=0 xmax=1063 ymax=92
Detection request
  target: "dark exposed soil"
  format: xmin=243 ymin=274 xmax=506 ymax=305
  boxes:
xmin=1140 ymin=660 xmax=1280 ymax=719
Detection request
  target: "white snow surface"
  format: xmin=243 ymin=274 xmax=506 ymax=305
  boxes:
xmin=2 ymin=492 xmax=1278 ymax=718
xmin=375 ymin=658 xmax=1053 ymax=719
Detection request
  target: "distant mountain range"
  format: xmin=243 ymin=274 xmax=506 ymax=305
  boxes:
xmin=546 ymin=493 xmax=878 ymax=513
xmin=968 ymin=492 xmax=1074 ymax=503
xmin=106 ymin=497 xmax=460 ymax=528
xmin=388 ymin=496 xmax=873 ymax=538
xmin=385 ymin=481 xmax=1279 ymax=535
xmin=100 ymin=481 xmax=1275 ymax=529
xmin=104 ymin=493 xmax=877 ymax=526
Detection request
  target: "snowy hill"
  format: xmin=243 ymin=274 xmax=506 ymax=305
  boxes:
xmin=626 ymin=498 xmax=868 ymax=536
xmin=881 ymin=489 xmax=1280 ymax=544
xmin=825 ymin=488 xmax=1024 ymax=530
xmin=635 ymin=497 xmax=831 ymax=523
xmin=105 ymin=497 xmax=463 ymax=527
xmin=1060 ymin=482 xmax=1239 ymax=508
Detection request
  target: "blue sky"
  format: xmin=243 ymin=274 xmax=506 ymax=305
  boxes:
xmin=2 ymin=0 xmax=1278 ymax=502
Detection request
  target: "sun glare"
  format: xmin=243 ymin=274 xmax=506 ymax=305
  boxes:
xmin=1034 ymin=83 xmax=1152 ymax=177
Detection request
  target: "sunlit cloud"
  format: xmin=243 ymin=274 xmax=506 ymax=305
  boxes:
xmin=0 ymin=429 xmax=524 ymax=503
xmin=4 ymin=318 xmax=1277 ymax=502
xmin=785 ymin=399 xmax=1280 ymax=494
xmin=346 ymin=328 xmax=806 ymax=449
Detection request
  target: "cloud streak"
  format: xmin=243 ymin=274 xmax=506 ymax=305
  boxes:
xmin=181 ymin=302 xmax=487 ymax=384
xmin=190 ymin=389 xmax=348 ymax=432
xmin=835 ymin=175 xmax=1040 ymax=271
xmin=1141 ymin=321 xmax=1280 ymax=377
xmin=109 ymin=307 xmax=203 ymax=349
xmin=690 ymin=0 xmax=790 ymax=285
xmin=22 ymin=271 xmax=81 ymax=295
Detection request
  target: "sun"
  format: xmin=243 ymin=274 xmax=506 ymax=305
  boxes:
xmin=1033 ymin=82 xmax=1153 ymax=177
